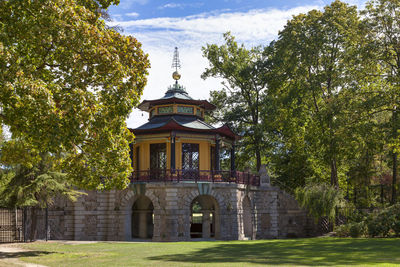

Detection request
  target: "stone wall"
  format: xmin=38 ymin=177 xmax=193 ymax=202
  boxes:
xmin=47 ymin=182 xmax=316 ymax=241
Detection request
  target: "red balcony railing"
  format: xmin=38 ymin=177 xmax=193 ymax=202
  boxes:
xmin=130 ymin=169 xmax=260 ymax=186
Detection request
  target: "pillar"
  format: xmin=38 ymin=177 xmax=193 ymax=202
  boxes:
xmin=171 ymin=132 xmax=176 ymax=172
xmin=202 ymin=211 xmax=211 ymax=238
xmin=215 ymin=136 xmax=220 ymax=171
xmin=129 ymin=143 xmax=134 ymax=168
xmin=230 ymin=143 xmax=235 ymax=172
xmin=138 ymin=211 xmax=148 ymax=239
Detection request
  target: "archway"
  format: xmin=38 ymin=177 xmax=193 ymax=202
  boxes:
xmin=131 ymin=195 xmax=154 ymax=239
xmin=190 ymin=195 xmax=220 ymax=239
xmin=242 ymin=196 xmax=253 ymax=239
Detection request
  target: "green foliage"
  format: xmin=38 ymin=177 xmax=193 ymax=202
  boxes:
xmin=334 ymin=221 xmax=366 ymax=238
xmin=366 ymin=213 xmax=393 ymax=237
xmin=272 ymin=0 xmax=362 ymax=187
xmin=349 ymin=222 xmax=367 ymax=238
xmin=202 ymin=32 xmax=274 ymax=171
xmin=337 ymin=204 xmax=400 ymax=238
xmin=334 ymin=224 xmax=352 ymax=237
xmin=362 ymin=0 xmax=400 ymax=203
xmin=0 ymin=151 xmax=83 ymax=208
xmin=0 ymin=0 xmax=150 ymax=190
xmin=295 ymin=183 xmax=347 ymax=222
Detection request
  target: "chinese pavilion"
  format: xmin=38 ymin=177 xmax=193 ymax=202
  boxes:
xmin=130 ymin=47 xmax=258 ymax=186
xmin=44 ymin=48 xmax=316 ymax=242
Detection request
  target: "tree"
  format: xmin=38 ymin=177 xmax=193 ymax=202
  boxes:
xmin=202 ymin=33 xmax=273 ymax=171
xmin=0 ymin=145 xmax=82 ymax=240
xmin=272 ymin=1 xmax=362 ymax=187
xmin=0 ymin=0 xmax=150 ymax=190
xmin=295 ymin=183 xmax=348 ymax=224
xmin=363 ymin=0 xmax=400 ymax=203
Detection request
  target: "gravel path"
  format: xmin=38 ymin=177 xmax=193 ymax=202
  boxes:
xmin=0 ymin=243 xmax=47 ymax=267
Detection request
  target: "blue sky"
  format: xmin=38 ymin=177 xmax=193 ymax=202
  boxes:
xmin=107 ymin=0 xmax=366 ymax=127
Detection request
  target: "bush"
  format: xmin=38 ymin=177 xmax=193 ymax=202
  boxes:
xmin=335 ymin=203 xmax=400 ymax=238
xmin=349 ymin=222 xmax=366 ymax=238
xmin=366 ymin=213 xmax=391 ymax=237
xmin=334 ymin=222 xmax=366 ymax=238
xmin=334 ymin=224 xmax=351 ymax=237
xmin=386 ymin=204 xmax=400 ymax=236
xmin=295 ymin=183 xmax=346 ymax=223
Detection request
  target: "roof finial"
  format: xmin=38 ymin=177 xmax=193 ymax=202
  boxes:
xmin=172 ymin=47 xmax=181 ymax=83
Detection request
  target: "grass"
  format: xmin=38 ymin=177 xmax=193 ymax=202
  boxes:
xmin=15 ymin=238 xmax=400 ymax=266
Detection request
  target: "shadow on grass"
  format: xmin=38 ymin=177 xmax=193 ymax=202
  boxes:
xmin=148 ymin=238 xmax=400 ymax=266
xmin=0 ymin=251 xmax=52 ymax=259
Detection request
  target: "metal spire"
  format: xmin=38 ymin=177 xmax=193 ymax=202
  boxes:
xmin=172 ymin=47 xmax=181 ymax=71
xmin=171 ymin=47 xmax=181 ymax=83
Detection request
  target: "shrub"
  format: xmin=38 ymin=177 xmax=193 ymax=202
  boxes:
xmin=295 ymin=183 xmax=346 ymax=223
xmin=336 ymin=203 xmax=400 ymax=238
xmin=334 ymin=224 xmax=351 ymax=237
xmin=349 ymin=222 xmax=366 ymax=238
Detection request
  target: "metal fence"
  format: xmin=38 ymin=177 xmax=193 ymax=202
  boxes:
xmin=131 ymin=169 xmax=260 ymax=186
xmin=0 ymin=208 xmax=25 ymax=243
xmin=0 ymin=207 xmax=49 ymax=243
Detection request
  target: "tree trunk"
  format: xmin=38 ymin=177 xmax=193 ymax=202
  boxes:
xmin=256 ymin=147 xmax=261 ymax=172
xmin=330 ymin=158 xmax=338 ymax=187
xmin=392 ymin=152 xmax=397 ymax=204
xmin=392 ymin=109 xmax=398 ymax=204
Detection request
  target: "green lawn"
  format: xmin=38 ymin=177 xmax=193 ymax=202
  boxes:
xmin=15 ymin=238 xmax=400 ymax=266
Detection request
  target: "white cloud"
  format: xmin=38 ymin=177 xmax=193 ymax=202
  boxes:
xmin=115 ymin=5 xmax=329 ymax=128
xmin=160 ymin=3 xmax=182 ymax=9
xmin=125 ymin=12 xmax=140 ymax=18
xmin=111 ymin=6 xmax=320 ymax=48
xmin=158 ymin=2 xmax=205 ymax=10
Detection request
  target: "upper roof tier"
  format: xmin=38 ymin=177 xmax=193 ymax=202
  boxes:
xmin=131 ymin=47 xmax=239 ymax=141
xmin=137 ymin=83 xmax=216 ymax=112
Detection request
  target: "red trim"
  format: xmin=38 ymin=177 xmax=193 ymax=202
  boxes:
xmin=130 ymin=122 xmax=239 ymax=141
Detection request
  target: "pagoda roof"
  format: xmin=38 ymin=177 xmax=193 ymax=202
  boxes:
xmin=137 ymin=83 xmax=216 ymax=112
xmin=131 ymin=115 xmax=239 ymax=140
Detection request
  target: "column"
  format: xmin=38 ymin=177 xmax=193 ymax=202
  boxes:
xmin=138 ymin=210 xmax=148 ymax=239
xmin=215 ymin=136 xmax=220 ymax=171
xmin=171 ymin=132 xmax=176 ymax=172
xmin=129 ymin=143 xmax=134 ymax=168
xmin=202 ymin=211 xmax=211 ymax=239
xmin=230 ymin=143 xmax=236 ymax=172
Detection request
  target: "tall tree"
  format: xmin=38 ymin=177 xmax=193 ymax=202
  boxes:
xmin=363 ymin=0 xmax=400 ymax=203
xmin=272 ymin=1 xmax=362 ymax=186
xmin=0 ymin=0 xmax=149 ymax=190
xmin=202 ymin=33 xmax=273 ymax=171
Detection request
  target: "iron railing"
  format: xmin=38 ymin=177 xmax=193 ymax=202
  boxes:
xmin=0 ymin=208 xmax=25 ymax=243
xmin=131 ymin=169 xmax=260 ymax=186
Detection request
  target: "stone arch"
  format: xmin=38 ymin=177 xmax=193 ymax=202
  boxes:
xmin=131 ymin=195 xmax=154 ymax=239
xmin=120 ymin=189 xmax=160 ymax=241
xmin=189 ymin=194 xmax=221 ymax=239
xmin=120 ymin=189 xmax=161 ymax=211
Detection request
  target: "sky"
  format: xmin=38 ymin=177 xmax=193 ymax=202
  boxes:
xmin=107 ymin=0 xmax=367 ymax=128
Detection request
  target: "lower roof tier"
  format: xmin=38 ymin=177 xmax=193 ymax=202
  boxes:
xmin=130 ymin=115 xmax=239 ymax=140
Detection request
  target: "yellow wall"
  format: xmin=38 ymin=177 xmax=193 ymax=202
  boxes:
xmin=175 ymin=139 xmax=210 ymax=170
xmin=133 ymin=133 xmax=230 ymax=171
xmin=133 ymin=136 xmax=170 ymax=171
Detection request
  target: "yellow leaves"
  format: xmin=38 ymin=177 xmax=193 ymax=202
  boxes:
xmin=0 ymin=0 xmax=150 ymax=190
xmin=0 ymin=139 xmax=40 ymax=169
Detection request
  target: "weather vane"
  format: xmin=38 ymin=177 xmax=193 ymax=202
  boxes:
xmin=171 ymin=47 xmax=181 ymax=83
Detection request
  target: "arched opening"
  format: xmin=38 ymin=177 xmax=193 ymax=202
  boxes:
xmin=190 ymin=195 xmax=220 ymax=239
xmin=132 ymin=195 xmax=154 ymax=239
xmin=242 ymin=196 xmax=253 ymax=239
